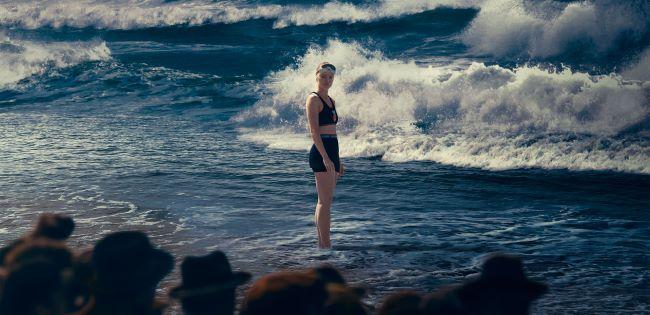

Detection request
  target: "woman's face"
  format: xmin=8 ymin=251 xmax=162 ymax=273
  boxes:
xmin=316 ymin=71 xmax=334 ymax=89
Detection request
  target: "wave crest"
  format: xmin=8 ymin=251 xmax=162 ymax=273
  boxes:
xmin=0 ymin=35 xmax=111 ymax=89
xmin=0 ymin=0 xmax=479 ymax=30
xmin=462 ymin=0 xmax=650 ymax=58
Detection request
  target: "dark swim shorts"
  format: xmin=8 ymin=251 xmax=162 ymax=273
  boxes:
xmin=309 ymin=135 xmax=340 ymax=173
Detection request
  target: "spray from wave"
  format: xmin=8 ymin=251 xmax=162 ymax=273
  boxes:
xmin=235 ymin=40 xmax=650 ymax=174
xmin=0 ymin=0 xmax=480 ymax=30
xmin=272 ymin=0 xmax=480 ymax=28
xmin=0 ymin=34 xmax=111 ymax=89
xmin=462 ymin=0 xmax=650 ymax=59
xmin=623 ymin=47 xmax=650 ymax=81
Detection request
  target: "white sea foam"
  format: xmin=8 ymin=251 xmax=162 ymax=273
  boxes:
xmin=0 ymin=0 xmax=279 ymax=29
xmin=0 ymin=0 xmax=480 ymax=30
xmin=2 ymin=0 xmax=647 ymax=65
xmin=272 ymin=0 xmax=480 ymax=28
xmin=236 ymin=40 xmax=650 ymax=173
xmin=0 ymin=35 xmax=111 ymax=88
xmin=623 ymin=47 xmax=650 ymax=81
xmin=462 ymin=0 xmax=649 ymax=58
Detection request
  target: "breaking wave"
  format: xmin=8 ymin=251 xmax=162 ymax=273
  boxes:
xmin=0 ymin=0 xmax=480 ymax=30
xmin=235 ymin=40 xmax=650 ymax=173
xmin=0 ymin=34 xmax=111 ymax=89
xmin=462 ymin=0 xmax=650 ymax=59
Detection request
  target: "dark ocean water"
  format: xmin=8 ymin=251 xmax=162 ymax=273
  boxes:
xmin=1 ymin=0 xmax=649 ymax=313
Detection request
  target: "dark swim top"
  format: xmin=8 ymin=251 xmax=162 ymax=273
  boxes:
xmin=311 ymin=92 xmax=338 ymax=126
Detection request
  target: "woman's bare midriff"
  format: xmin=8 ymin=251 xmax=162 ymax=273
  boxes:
xmin=319 ymin=125 xmax=336 ymax=135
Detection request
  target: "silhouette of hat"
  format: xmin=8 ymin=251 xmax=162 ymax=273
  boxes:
xmin=458 ymin=253 xmax=547 ymax=300
xmin=324 ymin=283 xmax=369 ymax=315
xmin=92 ymin=231 xmax=173 ymax=292
xmin=169 ymin=250 xmax=251 ymax=299
xmin=310 ymin=265 xmax=346 ymax=285
xmin=308 ymin=264 xmax=368 ymax=297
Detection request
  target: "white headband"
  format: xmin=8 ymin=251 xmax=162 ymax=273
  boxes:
xmin=318 ymin=67 xmax=336 ymax=75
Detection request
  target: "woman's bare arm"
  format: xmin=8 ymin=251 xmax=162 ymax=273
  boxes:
xmin=306 ymin=95 xmax=334 ymax=172
xmin=306 ymin=95 xmax=327 ymax=157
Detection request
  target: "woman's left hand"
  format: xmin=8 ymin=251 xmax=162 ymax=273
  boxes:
xmin=337 ymin=163 xmax=345 ymax=178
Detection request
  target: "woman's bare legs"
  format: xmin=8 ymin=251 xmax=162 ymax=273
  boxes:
xmin=315 ymin=171 xmax=337 ymax=249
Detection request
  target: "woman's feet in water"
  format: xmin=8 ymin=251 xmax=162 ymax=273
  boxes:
xmin=317 ymin=233 xmax=331 ymax=249
xmin=317 ymin=234 xmax=331 ymax=249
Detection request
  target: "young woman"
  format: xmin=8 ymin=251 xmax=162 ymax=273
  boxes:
xmin=306 ymin=62 xmax=345 ymax=249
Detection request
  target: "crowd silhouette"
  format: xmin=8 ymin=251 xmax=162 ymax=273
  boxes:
xmin=0 ymin=213 xmax=548 ymax=315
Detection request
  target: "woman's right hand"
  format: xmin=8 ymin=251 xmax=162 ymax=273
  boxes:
xmin=323 ymin=157 xmax=335 ymax=174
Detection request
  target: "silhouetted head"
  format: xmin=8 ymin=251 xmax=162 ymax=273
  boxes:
xmin=0 ymin=261 xmax=67 ymax=315
xmin=92 ymin=231 xmax=173 ymax=300
xmin=455 ymin=253 xmax=548 ymax=315
xmin=310 ymin=264 xmax=368 ymax=296
xmin=0 ymin=240 xmax=73 ymax=315
xmin=324 ymin=283 xmax=368 ymax=315
xmin=0 ymin=213 xmax=74 ymax=267
xmin=170 ymin=250 xmax=251 ymax=315
xmin=32 ymin=213 xmax=75 ymax=240
xmin=240 ymin=270 xmax=328 ymax=315
xmin=306 ymin=264 xmax=368 ymax=315
xmin=377 ymin=290 xmax=424 ymax=315
xmin=3 ymin=238 xmax=72 ymax=270
xmin=421 ymin=286 xmax=467 ymax=315
xmin=309 ymin=264 xmax=347 ymax=285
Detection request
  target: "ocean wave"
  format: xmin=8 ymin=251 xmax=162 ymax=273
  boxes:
xmin=0 ymin=0 xmax=480 ymax=30
xmin=272 ymin=0 xmax=480 ymax=28
xmin=235 ymin=40 xmax=650 ymax=173
xmin=0 ymin=34 xmax=111 ymax=89
xmin=623 ymin=47 xmax=650 ymax=81
xmin=462 ymin=0 xmax=650 ymax=59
